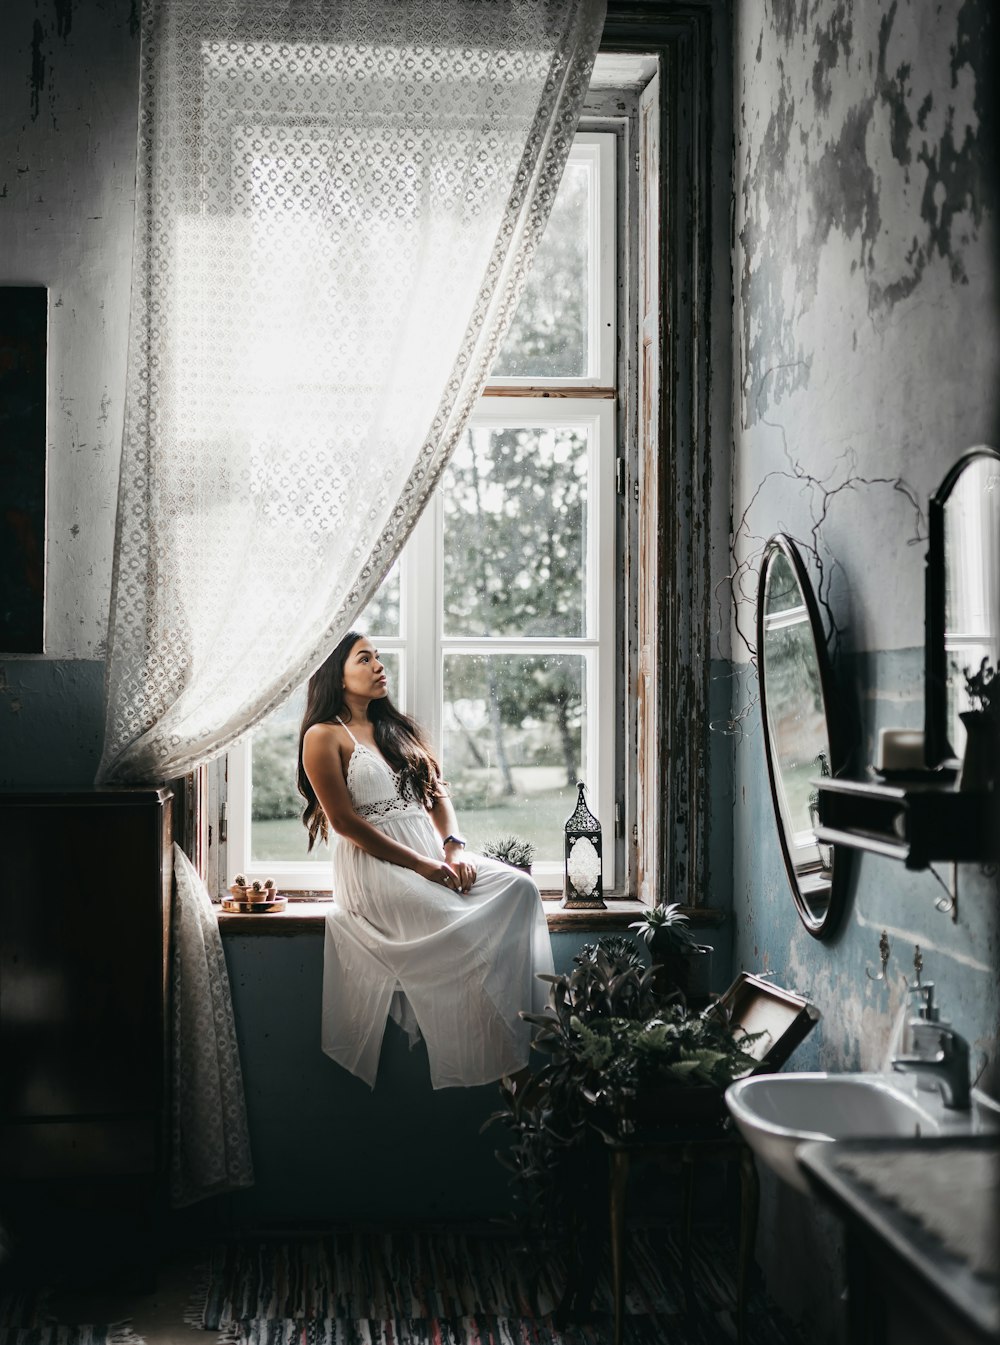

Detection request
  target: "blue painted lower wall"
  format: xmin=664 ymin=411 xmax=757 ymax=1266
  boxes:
xmin=206 ymin=906 xmax=747 ymax=1234
xmin=214 ymin=926 xmax=735 ymax=1229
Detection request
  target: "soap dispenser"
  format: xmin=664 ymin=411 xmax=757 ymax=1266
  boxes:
xmin=906 ymin=982 xmax=950 ymax=1091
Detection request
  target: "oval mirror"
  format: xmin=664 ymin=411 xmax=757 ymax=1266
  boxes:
xmin=925 ymin=445 xmax=1000 ymax=768
xmin=757 ymin=534 xmax=847 ymax=938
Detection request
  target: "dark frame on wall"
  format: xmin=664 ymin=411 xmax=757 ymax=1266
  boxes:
xmin=0 ymin=286 xmax=48 ymax=655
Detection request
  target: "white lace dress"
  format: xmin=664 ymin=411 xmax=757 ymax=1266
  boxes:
xmin=321 ymin=719 xmax=554 ymax=1089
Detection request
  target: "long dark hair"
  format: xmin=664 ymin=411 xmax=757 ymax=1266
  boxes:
xmin=297 ymin=629 xmax=443 ymax=851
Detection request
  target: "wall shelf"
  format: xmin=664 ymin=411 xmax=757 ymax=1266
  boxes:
xmin=815 ymin=777 xmax=998 ymax=871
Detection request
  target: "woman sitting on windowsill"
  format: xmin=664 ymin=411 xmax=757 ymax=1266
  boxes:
xmin=298 ymin=630 xmax=553 ymax=1090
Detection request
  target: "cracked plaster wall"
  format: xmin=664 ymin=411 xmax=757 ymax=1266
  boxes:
xmin=1 ymin=1 xmax=139 ymax=784
xmin=731 ymin=2 xmax=999 ymax=1337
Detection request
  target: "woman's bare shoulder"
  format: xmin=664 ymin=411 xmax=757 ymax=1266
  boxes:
xmin=302 ymin=720 xmax=349 ymax=755
xmin=303 ymin=720 xmax=341 ymax=739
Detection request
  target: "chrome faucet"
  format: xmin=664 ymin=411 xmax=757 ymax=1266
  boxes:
xmin=891 ymin=983 xmax=970 ymax=1110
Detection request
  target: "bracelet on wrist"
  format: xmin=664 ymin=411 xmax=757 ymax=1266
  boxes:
xmin=443 ymin=834 xmax=466 ymax=849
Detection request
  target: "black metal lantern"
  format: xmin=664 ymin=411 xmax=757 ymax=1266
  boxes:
xmin=562 ymin=780 xmax=605 ymax=910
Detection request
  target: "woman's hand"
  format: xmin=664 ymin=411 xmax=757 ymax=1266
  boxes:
xmin=449 ymin=858 xmax=477 ymax=893
xmin=419 ymin=858 xmax=464 ymax=892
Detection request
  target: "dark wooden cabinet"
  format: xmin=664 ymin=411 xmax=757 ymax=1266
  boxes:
xmin=0 ymin=789 xmax=173 ymax=1285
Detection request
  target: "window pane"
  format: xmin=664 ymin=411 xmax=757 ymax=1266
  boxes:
xmin=490 ymin=160 xmax=590 ymax=378
xmin=249 ymin=653 xmax=401 ymax=863
xmin=250 ymin=686 xmax=316 ymax=864
xmin=442 ymin=425 xmax=588 ymax=637
xmin=442 ymin=652 xmax=586 ymax=864
xmin=357 ymin=561 xmax=400 ymax=637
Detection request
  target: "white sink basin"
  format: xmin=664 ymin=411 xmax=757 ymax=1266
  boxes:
xmin=725 ymin=1072 xmax=1000 ymax=1195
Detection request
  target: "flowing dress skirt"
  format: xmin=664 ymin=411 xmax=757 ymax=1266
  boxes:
xmin=321 ymin=809 xmax=554 ymax=1089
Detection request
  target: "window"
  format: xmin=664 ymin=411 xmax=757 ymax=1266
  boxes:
xmin=225 ymin=125 xmax=623 ymax=895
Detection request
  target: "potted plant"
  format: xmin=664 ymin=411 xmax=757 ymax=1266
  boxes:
xmin=629 ymin=902 xmax=714 ymax=999
xmin=959 ymin=658 xmax=999 ymax=791
xmin=481 ymin=833 xmax=536 ymax=874
xmin=485 ymin=936 xmax=760 ymax=1317
xmin=230 ymin=874 xmax=277 ymax=902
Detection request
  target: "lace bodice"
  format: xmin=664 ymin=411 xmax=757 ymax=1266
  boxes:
xmin=338 ymin=720 xmax=427 ymax=826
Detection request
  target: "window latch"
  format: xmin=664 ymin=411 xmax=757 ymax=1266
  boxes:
xmin=220 ymin=801 xmax=228 ymax=844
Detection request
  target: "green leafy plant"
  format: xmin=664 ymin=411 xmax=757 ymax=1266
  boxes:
xmin=481 ymin=833 xmax=537 ymax=869
xmin=485 ymin=937 xmax=760 ymax=1311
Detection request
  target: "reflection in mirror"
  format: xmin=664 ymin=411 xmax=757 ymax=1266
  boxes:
xmin=926 ymin=446 xmax=1000 ymax=766
xmin=943 ymin=455 xmax=1000 ymax=756
xmin=758 ymin=535 xmax=846 ymax=938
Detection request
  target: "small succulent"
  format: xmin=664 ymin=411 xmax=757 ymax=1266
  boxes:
xmin=233 ymin=874 xmax=276 ymax=893
xmin=629 ymin=902 xmax=700 ymax=954
xmin=481 ymin=833 xmax=536 ymax=868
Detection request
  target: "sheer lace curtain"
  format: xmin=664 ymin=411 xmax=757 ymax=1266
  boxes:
xmin=100 ymin=0 xmax=604 ymax=1205
xmin=99 ymin=0 xmax=605 ymax=786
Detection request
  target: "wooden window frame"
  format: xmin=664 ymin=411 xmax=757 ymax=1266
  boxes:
xmin=603 ymin=3 xmax=721 ymax=911
xmin=208 ymin=5 xmax=722 ymax=916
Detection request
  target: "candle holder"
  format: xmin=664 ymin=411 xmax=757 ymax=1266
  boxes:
xmin=562 ymin=780 xmax=605 ymax=910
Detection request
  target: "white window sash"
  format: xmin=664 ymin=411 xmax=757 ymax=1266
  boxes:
xmin=444 ymin=400 xmax=617 ymax=892
xmin=226 ymin=128 xmax=620 ymax=896
xmin=485 ymin=133 xmax=616 ymax=389
xmin=227 ymin=399 xmax=617 ymax=895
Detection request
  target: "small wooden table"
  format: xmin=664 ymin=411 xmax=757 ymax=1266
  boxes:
xmin=606 ymin=1127 xmax=759 ymax=1345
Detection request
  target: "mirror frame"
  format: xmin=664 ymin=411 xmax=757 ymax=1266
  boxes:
xmin=924 ymin=444 xmax=1000 ymax=769
xmin=757 ymin=533 xmax=848 ymax=939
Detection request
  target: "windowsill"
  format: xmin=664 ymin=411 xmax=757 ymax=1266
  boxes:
xmin=215 ymin=899 xmax=727 ymax=936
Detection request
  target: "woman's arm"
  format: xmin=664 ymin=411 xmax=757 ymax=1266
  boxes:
xmin=302 ymin=725 xmax=456 ymax=884
xmin=428 ymin=791 xmax=477 ymax=893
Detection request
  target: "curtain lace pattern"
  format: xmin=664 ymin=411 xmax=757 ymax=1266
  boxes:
xmin=98 ymin=0 xmax=605 ymax=785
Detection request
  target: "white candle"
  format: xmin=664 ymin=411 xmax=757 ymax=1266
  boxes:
xmin=876 ymin=728 xmax=925 ymax=772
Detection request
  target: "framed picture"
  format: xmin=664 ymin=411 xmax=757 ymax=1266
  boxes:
xmin=0 ymin=286 xmax=47 ymax=653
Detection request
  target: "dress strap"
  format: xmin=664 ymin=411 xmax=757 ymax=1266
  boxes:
xmin=334 ymin=715 xmax=359 ymax=746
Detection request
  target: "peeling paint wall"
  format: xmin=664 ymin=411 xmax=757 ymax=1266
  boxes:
xmin=0 ymin=0 xmax=138 ymax=783
xmin=731 ymin=1 xmax=999 ymax=1337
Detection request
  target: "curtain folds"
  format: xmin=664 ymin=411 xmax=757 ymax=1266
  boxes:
xmin=170 ymin=844 xmax=254 ymax=1207
xmin=98 ymin=0 xmax=606 ymax=786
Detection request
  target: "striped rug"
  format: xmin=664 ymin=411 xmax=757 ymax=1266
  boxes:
xmin=190 ymin=1230 xmax=804 ymax=1345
